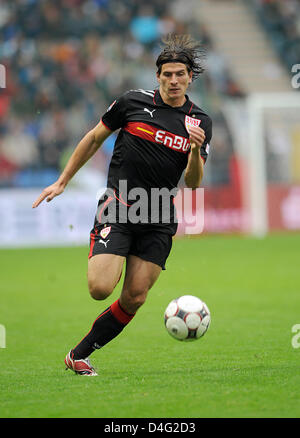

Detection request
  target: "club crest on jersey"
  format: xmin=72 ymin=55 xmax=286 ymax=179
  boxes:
xmin=100 ymin=226 xmax=111 ymax=239
xmin=185 ymin=115 xmax=201 ymax=132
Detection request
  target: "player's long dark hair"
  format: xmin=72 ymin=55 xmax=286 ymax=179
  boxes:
xmin=156 ymin=34 xmax=205 ymax=81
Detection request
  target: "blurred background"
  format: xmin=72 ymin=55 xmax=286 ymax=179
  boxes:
xmin=0 ymin=0 xmax=299 ymax=247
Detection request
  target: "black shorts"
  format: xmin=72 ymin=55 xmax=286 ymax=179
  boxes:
xmin=88 ymin=196 xmax=175 ymax=270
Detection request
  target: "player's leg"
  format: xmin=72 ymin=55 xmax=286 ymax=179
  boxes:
xmin=69 ymin=255 xmax=160 ymax=361
xmin=70 ymin=253 xmax=126 ymax=361
xmin=82 ymin=231 xmax=171 ymax=352
xmin=85 ymin=230 xmax=171 ymax=349
xmin=65 ymin=229 xmax=171 ymax=375
xmin=119 ymin=255 xmax=162 ymax=314
xmin=87 ymin=253 xmax=125 ymax=300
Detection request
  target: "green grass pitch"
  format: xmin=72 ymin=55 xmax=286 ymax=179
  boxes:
xmin=1 ymin=233 xmax=300 ymax=418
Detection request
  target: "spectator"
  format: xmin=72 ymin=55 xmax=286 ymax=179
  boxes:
xmin=0 ymin=0 xmax=241 ymax=188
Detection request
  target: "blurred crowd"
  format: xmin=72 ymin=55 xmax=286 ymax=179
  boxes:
xmin=250 ymin=0 xmax=300 ymax=70
xmin=0 ymin=0 xmax=243 ymax=189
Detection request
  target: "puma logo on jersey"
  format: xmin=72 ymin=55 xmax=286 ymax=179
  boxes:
xmin=99 ymin=239 xmax=110 ymax=248
xmin=144 ymin=108 xmax=156 ymax=118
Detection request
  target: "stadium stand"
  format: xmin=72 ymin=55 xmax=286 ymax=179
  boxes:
xmin=248 ymin=0 xmax=300 ymax=71
xmin=0 ymin=0 xmax=243 ymax=189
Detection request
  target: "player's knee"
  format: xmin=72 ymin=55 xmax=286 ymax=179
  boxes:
xmin=130 ymin=293 xmax=146 ymax=309
xmin=121 ymin=288 xmax=148 ymax=313
xmin=88 ymin=280 xmax=113 ymax=301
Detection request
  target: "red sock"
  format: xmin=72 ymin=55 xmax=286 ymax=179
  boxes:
xmin=110 ymin=299 xmax=135 ymax=324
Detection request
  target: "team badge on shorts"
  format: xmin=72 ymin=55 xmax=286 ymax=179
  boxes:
xmin=100 ymin=226 xmax=111 ymax=239
xmin=185 ymin=115 xmax=201 ymax=132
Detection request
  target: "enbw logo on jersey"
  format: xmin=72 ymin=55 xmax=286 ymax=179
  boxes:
xmin=155 ymin=130 xmax=190 ymax=153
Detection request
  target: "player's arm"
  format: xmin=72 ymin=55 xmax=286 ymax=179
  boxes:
xmin=32 ymin=121 xmax=112 ymax=208
xmin=184 ymin=126 xmax=206 ymax=189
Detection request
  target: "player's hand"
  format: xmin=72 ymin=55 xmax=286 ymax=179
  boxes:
xmin=188 ymin=126 xmax=206 ymax=151
xmin=32 ymin=180 xmax=65 ymax=208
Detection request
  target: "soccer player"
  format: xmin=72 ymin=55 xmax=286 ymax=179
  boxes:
xmin=32 ymin=34 xmax=212 ymax=376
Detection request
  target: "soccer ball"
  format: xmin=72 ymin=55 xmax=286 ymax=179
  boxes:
xmin=164 ymin=295 xmax=210 ymax=341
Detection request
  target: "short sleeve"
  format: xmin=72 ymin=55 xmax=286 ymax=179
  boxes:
xmin=200 ymin=117 xmax=212 ymax=164
xmin=101 ymin=93 xmax=128 ymax=132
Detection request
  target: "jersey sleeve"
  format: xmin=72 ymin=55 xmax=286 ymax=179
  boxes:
xmin=200 ymin=117 xmax=212 ymax=164
xmin=101 ymin=93 xmax=128 ymax=131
